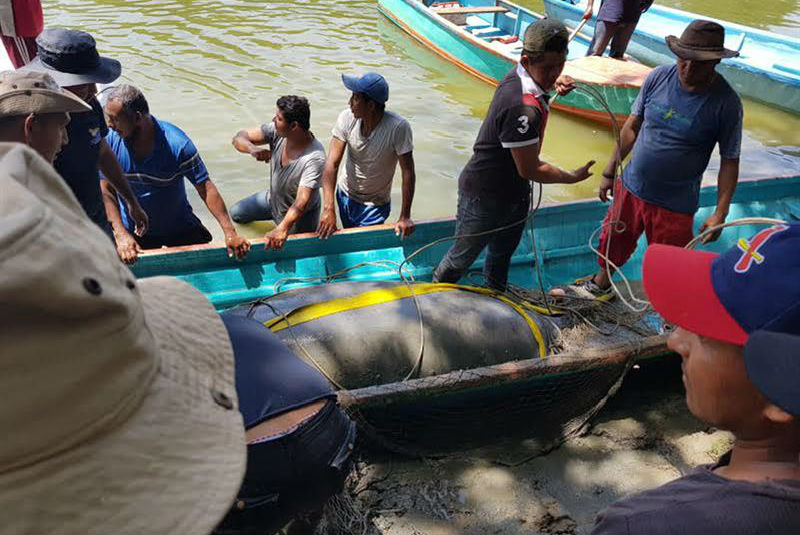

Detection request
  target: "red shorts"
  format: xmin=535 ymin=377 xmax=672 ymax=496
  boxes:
xmin=597 ymin=180 xmax=694 ymax=270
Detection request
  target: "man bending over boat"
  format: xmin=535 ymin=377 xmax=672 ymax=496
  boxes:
xmin=432 ymin=18 xmax=595 ymax=291
xmin=103 ymin=84 xmax=250 ymax=261
xmin=583 ymin=0 xmax=654 ymax=59
xmin=592 ymin=224 xmax=800 ymax=534
xmin=230 ymin=95 xmax=326 ymax=250
xmin=316 ymin=72 xmax=417 ymax=239
xmin=568 ymin=20 xmax=742 ymax=300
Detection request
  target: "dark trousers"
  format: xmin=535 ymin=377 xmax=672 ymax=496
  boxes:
xmin=230 ymin=190 xmax=319 ymax=234
xmin=135 ymin=224 xmax=212 ymax=249
xmin=433 ymin=190 xmax=530 ymax=291
xmin=587 ymin=20 xmax=638 ymax=59
xmin=214 ymin=400 xmax=357 ymax=535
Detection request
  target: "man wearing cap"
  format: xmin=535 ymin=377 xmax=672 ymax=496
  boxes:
xmin=0 ymin=70 xmax=90 ymax=162
xmin=591 ymin=224 xmax=800 ymax=534
xmin=433 ymin=19 xmax=595 ymax=291
xmin=316 ymin=72 xmax=417 ymax=238
xmin=20 ymin=27 xmax=149 ymax=264
xmin=582 ymin=0 xmax=653 ymax=59
xmin=573 ymin=20 xmax=743 ymax=300
xmin=104 ymin=84 xmax=250 ymax=260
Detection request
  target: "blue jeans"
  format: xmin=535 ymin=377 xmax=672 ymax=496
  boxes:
xmin=433 ymin=190 xmax=530 ymax=291
xmin=336 ymin=189 xmax=390 ymax=228
xmin=230 ymin=190 xmax=319 ymax=234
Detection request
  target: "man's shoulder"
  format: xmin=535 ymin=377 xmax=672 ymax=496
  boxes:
xmin=153 ymin=116 xmax=198 ymax=157
xmin=712 ymin=74 xmax=742 ymax=106
xmin=383 ymin=110 xmax=411 ymax=130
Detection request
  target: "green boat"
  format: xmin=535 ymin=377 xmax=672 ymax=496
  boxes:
xmin=131 ymin=175 xmax=799 ymax=454
xmin=376 ymin=0 xmax=653 ymax=127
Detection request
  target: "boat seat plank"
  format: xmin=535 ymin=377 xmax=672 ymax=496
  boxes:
xmin=434 ymin=6 xmax=509 ymax=15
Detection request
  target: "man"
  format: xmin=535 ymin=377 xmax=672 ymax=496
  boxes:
xmin=316 ymin=72 xmax=416 ymax=239
xmin=0 ymin=70 xmax=90 ymax=162
xmin=231 ymin=95 xmax=325 ymax=250
xmin=582 ymin=0 xmax=653 ymax=59
xmin=104 ymin=84 xmax=250 ymax=260
xmin=0 ymin=141 xmax=247 ymax=534
xmin=433 ymin=19 xmax=595 ymax=291
xmin=20 ymin=27 xmax=149 ymax=263
xmin=573 ymin=20 xmax=742 ymax=300
xmin=592 ymin=223 xmax=800 ymax=534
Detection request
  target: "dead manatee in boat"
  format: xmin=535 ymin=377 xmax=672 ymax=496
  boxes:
xmin=225 ymin=281 xmax=559 ymax=390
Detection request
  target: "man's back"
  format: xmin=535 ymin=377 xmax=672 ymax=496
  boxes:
xmin=106 ymin=116 xmax=207 ymax=237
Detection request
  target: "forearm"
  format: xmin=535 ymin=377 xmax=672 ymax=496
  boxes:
xmin=321 ymin=164 xmax=338 ymax=211
xmin=529 ymin=161 xmax=574 ymax=184
xmin=604 ymin=120 xmax=639 ymax=176
xmin=399 ymin=169 xmax=415 ymax=218
xmin=100 ymin=180 xmax=129 ymax=235
xmin=232 ymin=132 xmax=258 ymax=154
xmin=200 ymin=182 xmax=238 ymax=235
xmin=714 ymin=159 xmax=740 ymax=216
xmin=277 ymin=199 xmax=309 ymax=233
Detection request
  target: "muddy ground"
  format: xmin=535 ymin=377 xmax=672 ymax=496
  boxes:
xmin=318 ymin=356 xmax=733 ymax=535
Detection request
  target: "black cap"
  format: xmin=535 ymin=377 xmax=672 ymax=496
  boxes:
xmin=523 ymin=18 xmax=569 ymax=55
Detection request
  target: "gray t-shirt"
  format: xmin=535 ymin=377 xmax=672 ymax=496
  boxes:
xmin=332 ymin=109 xmax=413 ymax=206
xmin=261 ymin=122 xmax=325 ymax=225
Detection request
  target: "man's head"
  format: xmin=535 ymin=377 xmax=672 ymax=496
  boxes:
xmin=666 ymin=20 xmax=738 ymax=90
xmin=521 ymin=18 xmax=569 ymax=91
xmin=104 ymin=84 xmax=150 ymax=141
xmin=274 ymin=95 xmax=311 ymax=137
xmin=20 ymin=28 xmax=121 ymax=97
xmin=0 ymin=70 xmax=90 ymax=162
xmin=643 ymin=224 xmax=800 ymax=436
xmin=341 ymin=73 xmax=388 ymax=119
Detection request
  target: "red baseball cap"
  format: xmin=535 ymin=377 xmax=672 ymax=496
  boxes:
xmin=643 ymin=224 xmax=800 ymax=346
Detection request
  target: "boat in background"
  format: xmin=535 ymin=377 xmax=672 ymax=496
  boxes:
xmin=543 ymin=0 xmax=800 ymax=114
xmin=377 ymin=0 xmax=652 ymax=126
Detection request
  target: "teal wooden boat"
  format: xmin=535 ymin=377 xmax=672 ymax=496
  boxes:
xmin=131 ymin=174 xmax=800 ymax=453
xmin=377 ymin=0 xmax=652 ymax=126
xmin=543 ymin=0 xmax=800 ymax=114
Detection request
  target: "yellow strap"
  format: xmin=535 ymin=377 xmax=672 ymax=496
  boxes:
xmin=264 ymin=283 xmax=548 ymax=358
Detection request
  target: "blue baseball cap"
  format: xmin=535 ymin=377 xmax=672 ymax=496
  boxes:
xmin=643 ymin=223 xmax=800 ymax=346
xmin=745 ymin=331 xmax=800 ymax=417
xmin=341 ymin=72 xmax=389 ymax=104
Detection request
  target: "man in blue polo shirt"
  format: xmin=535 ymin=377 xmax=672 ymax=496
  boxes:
xmin=103 ymin=84 xmax=250 ymax=261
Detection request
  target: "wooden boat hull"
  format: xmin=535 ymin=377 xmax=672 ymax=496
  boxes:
xmin=377 ymin=0 xmax=649 ymax=126
xmin=543 ymin=0 xmax=800 ymax=114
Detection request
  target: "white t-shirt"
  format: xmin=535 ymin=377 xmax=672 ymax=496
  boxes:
xmin=332 ymin=109 xmax=413 ymax=206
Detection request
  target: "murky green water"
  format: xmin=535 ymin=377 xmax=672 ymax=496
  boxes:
xmin=48 ymin=0 xmax=800 ymax=239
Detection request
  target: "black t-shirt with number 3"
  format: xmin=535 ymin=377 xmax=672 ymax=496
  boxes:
xmin=458 ymin=67 xmax=543 ymax=202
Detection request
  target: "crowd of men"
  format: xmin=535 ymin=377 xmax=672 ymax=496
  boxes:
xmin=1 ymin=5 xmax=799 ymax=535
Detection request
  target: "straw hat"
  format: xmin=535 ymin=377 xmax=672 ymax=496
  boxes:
xmin=0 ymin=143 xmax=246 ymax=534
xmin=0 ymin=70 xmax=91 ymax=117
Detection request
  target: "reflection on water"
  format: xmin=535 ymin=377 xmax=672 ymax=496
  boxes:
xmin=46 ymin=0 xmax=800 ymax=240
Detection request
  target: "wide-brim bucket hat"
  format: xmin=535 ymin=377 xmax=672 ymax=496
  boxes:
xmin=0 ymin=143 xmax=246 ymax=534
xmin=20 ymin=27 xmax=121 ymax=86
xmin=666 ymin=19 xmax=739 ymax=61
xmin=0 ymin=71 xmax=91 ymax=117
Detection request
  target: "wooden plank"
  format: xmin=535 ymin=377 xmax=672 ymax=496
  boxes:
xmin=434 ymin=6 xmax=508 ymax=15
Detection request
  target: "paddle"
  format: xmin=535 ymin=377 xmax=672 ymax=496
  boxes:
xmin=567 ymin=17 xmax=589 ymax=44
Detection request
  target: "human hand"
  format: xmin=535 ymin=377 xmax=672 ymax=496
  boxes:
xmin=250 ymin=147 xmax=272 ymax=162
xmin=699 ymin=212 xmax=726 ymax=244
xmin=115 ymin=230 xmax=141 ymax=265
xmin=394 ymin=217 xmax=416 ymax=239
xmin=598 ymin=175 xmax=615 ymax=203
xmin=554 ymin=74 xmax=577 ymax=96
xmin=129 ymin=203 xmax=149 ymax=237
xmin=226 ymin=233 xmax=251 ymax=259
xmin=317 ymin=208 xmax=338 ymax=239
xmin=582 ymin=7 xmax=593 ymax=20
xmin=264 ymin=226 xmax=289 ymax=251
xmin=568 ymin=160 xmax=595 ymax=184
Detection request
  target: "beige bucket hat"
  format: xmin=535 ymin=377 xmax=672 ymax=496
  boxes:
xmin=0 ymin=70 xmax=91 ymax=117
xmin=0 ymin=143 xmax=246 ymax=534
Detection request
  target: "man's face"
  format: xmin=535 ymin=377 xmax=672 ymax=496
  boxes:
xmin=676 ymin=58 xmax=719 ymax=89
xmin=27 ymin=112 xmax=70 ymax=163
xmin=668 ymin=327 xmax=769 ymax=433
xmin=104 ymin=99 xmax=138 ymax=140
xmin=64 ymin=83 xmax=97 ymax=103
xmin=273 ymin=108 xmax=291 ymax=137
xmin=525 ymin=51 xmax=567 ymax=92
xmin=349 ymin=92 xmax=367 ymax=119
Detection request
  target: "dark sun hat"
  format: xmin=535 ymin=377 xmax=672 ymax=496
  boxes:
xmin=666 ymin=20 xmax=739 ymax=61
xmin=20 ymin=28 xmax=121 ymax=86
